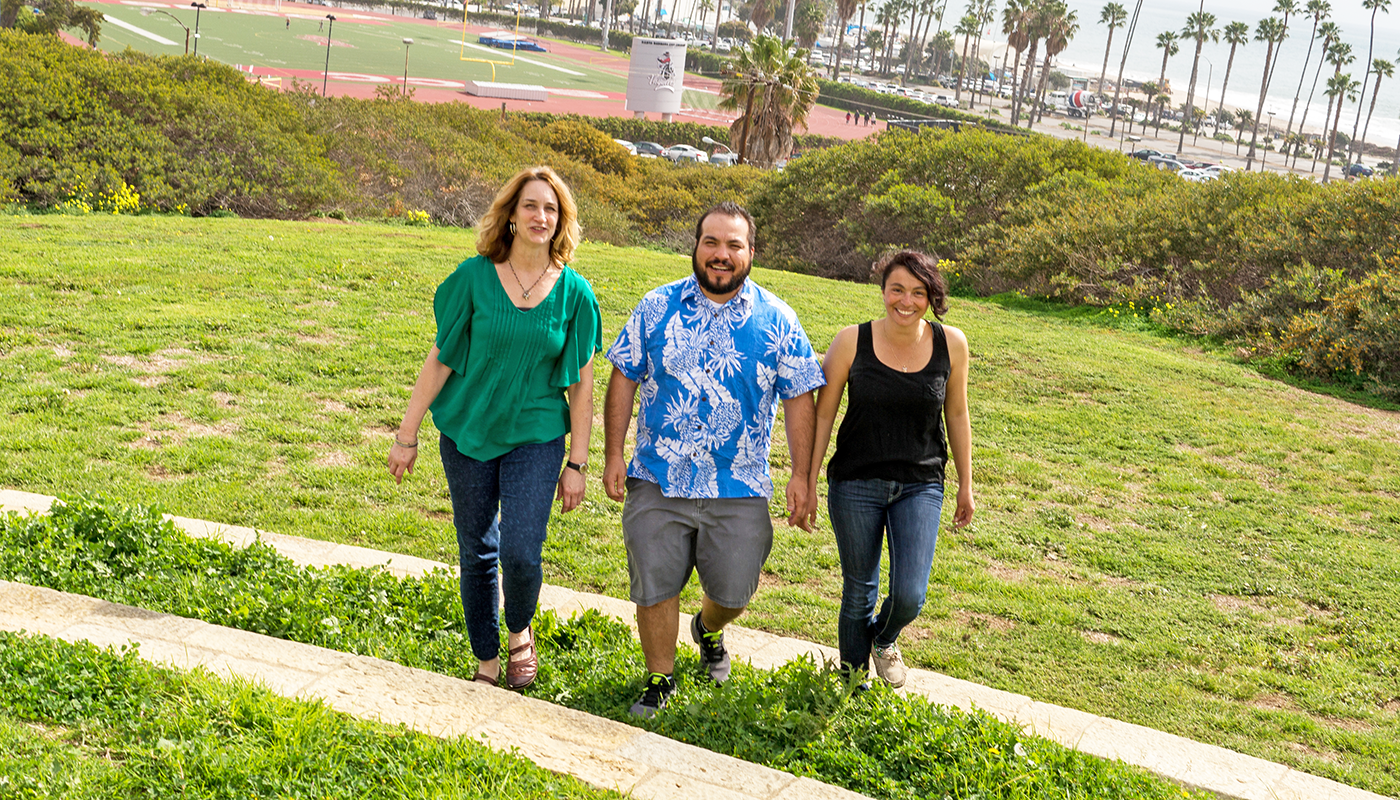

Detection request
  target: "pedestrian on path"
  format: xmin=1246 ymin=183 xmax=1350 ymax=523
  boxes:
xmin=846 ymin=111 xmax=852 ymax=124
xmin=603 ymin=202 xmax=824 ymax=718
xmin=808 ymin=250 xmax=975 ymax=689
xmin=388 ymin=166 xmax=602 ymax=693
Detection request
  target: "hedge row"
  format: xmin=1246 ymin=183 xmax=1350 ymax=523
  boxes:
xmin=814 ymin=79 xmax=1025 ymax=135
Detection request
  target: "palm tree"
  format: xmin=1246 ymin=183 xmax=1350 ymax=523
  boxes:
xmin=1095 ymin=3 xmax=1127 ymax=98
xmin=1314 ymin=40 xmax=1354 ymax=171
xmin=1234 ymin=108 xmax=1253 ymax=153
xmin=1106 ymin=0 xmax=1144 ymax=138
xmin=1282 ymin=0 xmax=1329 ymax=158
xmin=1245 ymin=16 xmax=1287 ymax=169
xmin=1031 ymin=3 xmax=1076 ymax=123
xmin=1177 ymin=7 xmax=1219 ymax=153
xmin=1152 ymin=31 xmax=1178 ymax=134
xmin=1215 ymin=21 xmax=1250 ymax=125
xmin=1001 ymin=0 xmax=1032 ymax=122
xmin=1294 ymin=20 xmax=1342 ymax=167
xmin=1321 ymin=71 xmax=1359 ymax=182
xmin=968 ymin=0 xmax=997 ymax=107
xmin=830 ymin=0 xmax=860 ymax=78
xmin=954 ymin=13 xmax=979 ymax=101
xmin=1086 ymin=1 xmax=1125 ymax=139
xmin=1014 ymin=0 xmax=1049 ymax=124
xmin=1358 ymin=58 xmax=1393 ymax=164
xmin=696 ymin=0 xmax=713 ymax=32
xmin=720 ymin=34 xmax=820 ymax=167
xmin=1347 ymin=0 xmax=1391 ymax=165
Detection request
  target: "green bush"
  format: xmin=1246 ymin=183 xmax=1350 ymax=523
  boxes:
xmin=0 ymin=31 xmax=341 ymax=217
xmin=750 ymin=127 xmax=1131 ymax=279
xmin=526 ymin=118 xmax=636 ymax=177
xmin=1283 ymin=267 xmax=1400 ymax=397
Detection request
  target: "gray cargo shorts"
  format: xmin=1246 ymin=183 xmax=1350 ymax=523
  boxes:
xmin=622 ymin=478 xmax=775 ymax=608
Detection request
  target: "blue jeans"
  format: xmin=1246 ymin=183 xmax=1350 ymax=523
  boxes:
xmin=440 ymin=433 xmax=564 ymax=662
xmin=828 ymin=478 xmax=944 ymax=670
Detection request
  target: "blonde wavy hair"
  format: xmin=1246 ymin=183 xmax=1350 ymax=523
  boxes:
xmin=476 ymin=166 xmax=580 ymax=265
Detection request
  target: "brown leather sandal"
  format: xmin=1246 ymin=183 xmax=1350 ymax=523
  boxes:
xmin=471 ymin=670 xmax=499 ymax=687
xmin=505 ymin=626 xmax=537 ymax=691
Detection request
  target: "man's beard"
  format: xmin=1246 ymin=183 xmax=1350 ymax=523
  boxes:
xmin=692 ymin=250 xmax=751 ymax=296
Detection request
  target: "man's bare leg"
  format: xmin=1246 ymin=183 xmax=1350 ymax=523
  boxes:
xmin=636 ymin=596 xmax=681 ymax=674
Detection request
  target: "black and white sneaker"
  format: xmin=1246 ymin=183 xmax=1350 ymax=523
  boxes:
xmin=690 ymin=612 xmax=731 ymax=684
xmin=628 ymin=672 xmax=676 ymax=718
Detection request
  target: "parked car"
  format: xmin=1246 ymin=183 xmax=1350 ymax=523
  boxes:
xmin=1129 ymin=149 xmax=1163 ymax=161
xmin=1177 ymin=168 xmax=1218 ymax=182
xmin=663 ymin=144 xmax=709 ymax=163
xmin=613 ymin=139 xmax=638 ymax=156
xmin=633 ymin=141 xmax=664 ymax=158
xmin=1148 ymin=155 xmax=1186 ymax=172
xmin=1349 ymin=162 xmax=1375 ymax=178
xmin=709 ymin=151 xmax=739 ymax=166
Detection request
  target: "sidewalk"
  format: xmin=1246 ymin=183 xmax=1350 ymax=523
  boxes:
xmin=0 ymin=489 xmax=1386 ymax=800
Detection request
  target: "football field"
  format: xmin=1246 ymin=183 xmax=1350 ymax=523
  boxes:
xmin=82 ymin=0 xmax=635 ymax=94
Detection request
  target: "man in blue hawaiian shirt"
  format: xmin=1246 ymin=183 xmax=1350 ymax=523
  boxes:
xmin=603 ymin=201 xmax=825 ymax=718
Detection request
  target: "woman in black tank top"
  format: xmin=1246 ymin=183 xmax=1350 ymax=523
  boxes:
xmin=807 ymin=251 xmax=975 ymax=688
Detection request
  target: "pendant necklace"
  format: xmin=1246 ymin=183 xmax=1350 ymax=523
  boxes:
xmin=508 ymin=259 xmax=550 ymax=300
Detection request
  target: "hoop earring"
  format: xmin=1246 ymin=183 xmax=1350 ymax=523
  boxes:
xmin=509 ymin=222 xmax=517 ymax=236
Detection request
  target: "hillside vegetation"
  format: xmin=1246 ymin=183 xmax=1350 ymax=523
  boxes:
xmin=2 ymin=29 xmax=1396 ymax=398
xmin=2 ymin=216 xmax=1398 ymax=794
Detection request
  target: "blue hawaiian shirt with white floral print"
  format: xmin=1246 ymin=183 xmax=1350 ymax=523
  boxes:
xmin=607 ymin=275 xmax=826 ymax=499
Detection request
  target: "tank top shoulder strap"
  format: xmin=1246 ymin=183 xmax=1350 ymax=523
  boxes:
xmin=923 ymin=320 xmax=950 ymax=373
xmin=855 ymin=321 xmax=875 ymax=362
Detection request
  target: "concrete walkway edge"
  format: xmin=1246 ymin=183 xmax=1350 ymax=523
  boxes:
xmin=0 ymin=489 xmax=1386 ymax=800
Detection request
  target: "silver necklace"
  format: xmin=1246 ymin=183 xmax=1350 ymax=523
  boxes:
xmin=507 ymin=259 xmax=551 ymax=300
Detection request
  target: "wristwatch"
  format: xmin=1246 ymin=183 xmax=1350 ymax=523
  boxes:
xmin=565 ymin=460 xmax=588 ymax=475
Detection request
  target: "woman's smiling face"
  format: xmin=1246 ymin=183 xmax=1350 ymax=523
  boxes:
xmin=510 ymin=179 xmax=560 ymax=246
xmin=882 ymin=265 xmax=930 ymax=326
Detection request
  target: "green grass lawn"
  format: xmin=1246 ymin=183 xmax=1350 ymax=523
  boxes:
xmin=81 ymin=1 xmax=631 ymax=92
xmin=3 ymin=213 xmax=1399 ymax=795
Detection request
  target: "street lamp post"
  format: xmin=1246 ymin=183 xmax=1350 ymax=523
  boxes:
xmin=140 ymin=7 xmax=190 ymax=54
xmin=1262 ymin=109 xmax=1276 ymax=168
xmin=190 ymin=2 xmax=205 ymax=57
xmin=1196 ymin=57 xmax=1211 ymax=146
xmin=402 ymin=38 xmax=413 ymax=96
xmin=322 ymin=14 xmax=337 ymax=97
xmin=700 ymin=135 xmax=732 ymax=159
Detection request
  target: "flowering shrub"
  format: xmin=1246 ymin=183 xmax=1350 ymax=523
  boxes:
xmin=524 ymin=118 xmax=635 ymax=177
xmin=1282 ymin=268 xmax=1400 ymax=397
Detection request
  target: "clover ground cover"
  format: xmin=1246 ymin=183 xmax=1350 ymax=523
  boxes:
xmin=0 ymin=628 xmax=620 ymax=799
xmin=0 ymin=497 xmax=1211 ymax=800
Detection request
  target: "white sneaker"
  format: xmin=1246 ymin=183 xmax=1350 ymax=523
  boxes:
xmin=872 ymin=642 xmax=906 ymax=688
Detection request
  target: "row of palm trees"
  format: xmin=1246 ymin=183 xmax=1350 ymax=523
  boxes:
xmin=1094 ymin=0 xmax=1394 ymax=180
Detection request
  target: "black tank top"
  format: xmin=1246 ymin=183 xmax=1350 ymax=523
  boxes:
xmin=826 ymin=320 xmax=950 ymax=485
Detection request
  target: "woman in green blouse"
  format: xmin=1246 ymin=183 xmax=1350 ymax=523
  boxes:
xmin=388 ymin=166 xmax=602 ymax=691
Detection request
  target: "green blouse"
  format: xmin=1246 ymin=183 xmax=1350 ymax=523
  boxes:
xmin=430 ymin=254 xmax=602 ymax=461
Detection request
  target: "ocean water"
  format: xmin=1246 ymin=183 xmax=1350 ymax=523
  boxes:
xmin=1042 ymin=0 xmax=1400 ymax=149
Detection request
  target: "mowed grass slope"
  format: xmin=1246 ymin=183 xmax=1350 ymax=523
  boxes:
xmin=3 ymin=214 xmax=1399 ymax=794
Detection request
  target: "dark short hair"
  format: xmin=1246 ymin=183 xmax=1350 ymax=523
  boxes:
xmin=693 ymin=202 xmax=756 ymax=251
xmin=874 ymin=250 xmax=950 ymax=320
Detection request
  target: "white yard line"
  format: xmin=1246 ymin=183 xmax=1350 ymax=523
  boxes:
xmin=103 ymin=15 xmax=179 ymax=46
xmin=450 ymin=40 xmax=585 ymax=76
